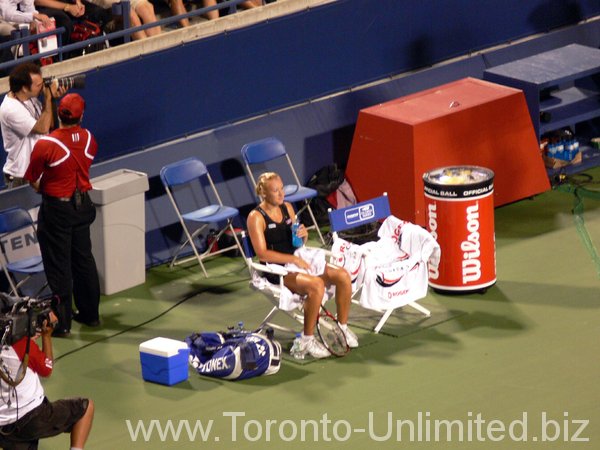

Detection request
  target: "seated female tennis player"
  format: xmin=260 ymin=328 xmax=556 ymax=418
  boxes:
xmin=246 ymin=172 xmax=358 ymax=358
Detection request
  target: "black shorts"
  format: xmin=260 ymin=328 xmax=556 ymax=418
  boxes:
xmin=264 ymin=271 xmax=281 ymax=285
xmin=0 ymin=397 xmax=88 ymax=449
xmin=257 ymin=261 xmax=283 ymax=285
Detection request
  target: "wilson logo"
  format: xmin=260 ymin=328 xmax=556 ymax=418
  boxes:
xmin=461 ymin=203 xmax=481 ymax=284
xmin=427 ymin=203 xmax=439 ymax=280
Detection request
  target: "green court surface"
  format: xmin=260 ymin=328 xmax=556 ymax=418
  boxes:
xmin=41 ymin=170 xmax=600 ymax=449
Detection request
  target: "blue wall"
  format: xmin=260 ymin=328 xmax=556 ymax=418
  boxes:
xmin=55 ymin=0 xmax=600 ymax=161
xmin=1 ymin=1 xmax=600 ymax=267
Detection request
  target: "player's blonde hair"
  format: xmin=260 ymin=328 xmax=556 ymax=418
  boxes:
xmin=255 ymin=172 xmax=281 ymax=199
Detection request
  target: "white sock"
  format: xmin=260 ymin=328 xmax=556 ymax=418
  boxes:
xmin=300 ymin=332 xmax=314 ymax=342
xmin=339 ymin=323 xmax=348 ymax=331
xmin=71 ymin=447 xmax=83 ymax=450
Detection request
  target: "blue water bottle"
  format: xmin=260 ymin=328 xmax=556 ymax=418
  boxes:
xmin=292 ymin=219 xmax=303 ymax=248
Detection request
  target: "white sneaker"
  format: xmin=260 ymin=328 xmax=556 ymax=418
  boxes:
xmin=300 ymin=335 xmax=331 ymax=359
xmin=340 ymin=325 xmax=359 ymax=348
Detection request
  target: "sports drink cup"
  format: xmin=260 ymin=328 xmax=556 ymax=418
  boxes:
xmin=292 ymin=221 xmax=303 ymax=248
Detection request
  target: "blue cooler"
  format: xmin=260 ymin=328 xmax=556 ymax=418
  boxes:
xmin=139 ymin=337 xmax=190 ymax=385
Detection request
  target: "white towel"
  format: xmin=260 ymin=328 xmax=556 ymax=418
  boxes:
xmin=331 ymin=236 xmax=365 ymax=291
xmin=359 ymin=254 xmax=429 ymax=310
xmin=360 ymin=218 xmax=440 ymax=310
xmin=377 ymin=215 xmax=407 ymax=244
xmin=330 ymin=215 xmax=440 ymax=311
xmin=377 ymin=215 xmax=440 ymax=269
xmin=251 ymin=247 xmax=329 ymax=312
xmin=284 ymin=246 xmax=327 ymax=276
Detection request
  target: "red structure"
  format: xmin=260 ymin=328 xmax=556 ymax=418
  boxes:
xmin=345 ymin=78 xmax=551 ymax=226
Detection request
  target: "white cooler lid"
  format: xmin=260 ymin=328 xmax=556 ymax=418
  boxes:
xmin=139 ymin=337 xmax=189 ymax=357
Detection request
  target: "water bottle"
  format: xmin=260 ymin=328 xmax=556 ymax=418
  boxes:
xmin=291 ymin=219 xmax=303 ymax=248
xmin=565 ymin=139 xmax=574 ymax=161
xmin=556 ymin=140 xmax=564 ymax=159
xmin=290 ymin=333 xmax=304 ymax=359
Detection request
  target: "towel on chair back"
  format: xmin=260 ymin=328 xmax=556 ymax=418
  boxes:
xmin=332 ymin=216 xmax=440 ymax=310
xmin=186 ymin=330 xmax=281 ymax=380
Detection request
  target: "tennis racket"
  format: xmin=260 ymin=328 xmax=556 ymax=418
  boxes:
xmin=316 ymin=304 xmax=349 ymax=357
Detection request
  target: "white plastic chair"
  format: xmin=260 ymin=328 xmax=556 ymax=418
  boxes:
xmin=239 ymin=231 xmax=346 ymax=342
xmin=240 ymin=230 xmax=307 ymax=334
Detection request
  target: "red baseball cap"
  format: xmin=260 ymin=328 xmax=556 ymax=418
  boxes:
xmin=58 ymin=93 xmax=85 ymax=120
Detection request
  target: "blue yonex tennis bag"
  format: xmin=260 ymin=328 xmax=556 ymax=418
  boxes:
xmin=185 ymin=329 xmax=281 ymax=380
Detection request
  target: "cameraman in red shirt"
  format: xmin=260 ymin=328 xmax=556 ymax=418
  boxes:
xmin=0 ymin=309 xmax=94 ymax=448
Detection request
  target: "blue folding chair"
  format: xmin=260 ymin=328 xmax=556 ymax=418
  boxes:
xmin=160 ymin=157 xmax=244 ymax=277
xmin=241 ymin=137 xmax=325 ymax=245
xmin=0 ymin=207 xmax=48 ymax=297
xmin=328 ymin=193 xmax=432 ymax=333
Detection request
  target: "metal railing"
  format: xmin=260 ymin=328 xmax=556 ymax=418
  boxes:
xmin=0 ymin=0 xmax=254 ymax=73
xmin=0 ymin=27 xmax=67 ymax=63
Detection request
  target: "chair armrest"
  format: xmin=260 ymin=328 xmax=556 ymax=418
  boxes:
xmin=250 ymin=247 xmax=336 ymax=276
xmin=250 ymin=261 xmax=288 ymax=277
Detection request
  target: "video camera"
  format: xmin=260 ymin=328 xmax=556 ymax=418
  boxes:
xmin=0 ymin=293 xmax=54 ymax=345
xmin=43 ymin=74 xmax=86 ymax=90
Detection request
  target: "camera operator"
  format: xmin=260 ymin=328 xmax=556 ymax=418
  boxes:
xmin=0 ymin=311 xmax=94 ymax=449
xmin=24 ymin=93 xmax=100 ymax=338
xmin=0 ymin=62 xmax=67 ymax=189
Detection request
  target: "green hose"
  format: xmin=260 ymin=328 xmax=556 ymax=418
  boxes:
xmin=556 ymin=182 xmax=600 ymax=278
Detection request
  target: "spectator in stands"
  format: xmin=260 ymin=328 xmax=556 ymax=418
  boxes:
xmin=201 ymin=0 xmax=261 ymax=20
xmin=0 ymin=62 xmax=65 ymax=189
xmin=33 ymin=0 xmax=113 ymax=47
xmin=0 ymin=0 xmax=54 ymax=37
xmin=88 ymin=0 xmax=159 ymax=39
xmin=155 ymin=0 xmax=189 ymax=28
